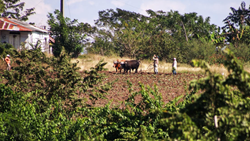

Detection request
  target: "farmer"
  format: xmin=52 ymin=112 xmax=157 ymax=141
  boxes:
xmin=153 ymin=54 xmax=159 ymax=74
xmin=172 ymin=58 xmax=177 ymax=75
xmin=5 ymin=54 xmax=11 ymax=71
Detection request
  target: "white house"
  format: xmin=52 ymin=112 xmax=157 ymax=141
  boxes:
xmin=0 ymin=17 xmax=52 ymax=53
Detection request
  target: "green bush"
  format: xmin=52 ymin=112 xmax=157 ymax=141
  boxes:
xmin=183 ymin=39 xmax=215 ymax=64
xmin=228 ymin=43 xmax=250 ymax=62
xmin=0 ymin=43 xmax=15 ymax=59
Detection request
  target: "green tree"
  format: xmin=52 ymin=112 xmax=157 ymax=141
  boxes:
xmin=240 ymin=26 xmax=250 ymax=45
xmin=95 ymin=8 xmax=147 ymax=29
xmin=47 ymin=9 xmax=91 ymax=57
xmin=145 ymin=10 xmax=217 ymax=61
xmin=148 ymin=10 xmax=217 ymax=42
xmin=113 ymin=20 xmax=148 ymax=58
xmin=0 ymin=0 xmax=5 ymax=13
xmin=223 ymin=1 xmax=250 ymax=28
xmin=87 ymin=29 xmax=117 ymax=56
xmin=0 ymin=0 xmax=35 ymax=21
xmin=94 ymin=8 xmax=150 ymax=58
xmin=222 ymin=1 xmax=250 ymax=46
xmin=92 ymin=8 xmax=217 ymax=61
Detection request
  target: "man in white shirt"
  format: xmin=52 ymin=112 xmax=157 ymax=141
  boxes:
xmin=153 ymin=55 xmax=159 ymax=74
xmin=172 ymin=58 xmax=177 ymax=75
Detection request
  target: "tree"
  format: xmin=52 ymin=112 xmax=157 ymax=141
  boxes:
xmin=94 ymin=8 xmax=150 ymax=58
xmin=0 ymin=0 xmax=5 ymax=13
xmin=95 ymin=8 xmax=147 ymax=29
xmin=92 ymin=8 xmax=217 ymax=61
xmin=148 ymin=10 xmax=217 ymax=42
xmin=0 ymin=0 xmax=35 ymax=21
xmin=223 ymin=1 xmax=250 ymax=28
xmin=113 ymin=19 xmax=148 ymax=58
xmin=87 ymin=29 xmax=117 ymax=56
xmin=47 ymin=10 xmax=91 ymax=57
xmin=222 ymin=1 xmax=250 ymax=46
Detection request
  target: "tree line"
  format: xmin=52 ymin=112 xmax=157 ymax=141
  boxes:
xmin=0 ymin=0 xmax=250 ymax=62
xmin=86 ymin=1 xmax=250 ymax=63
xmin=47 ymin=1 xmax=250 ymax=63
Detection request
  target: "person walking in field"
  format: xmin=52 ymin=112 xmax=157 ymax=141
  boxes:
xmin=5 ymin=54 xmax=11 ymax=71
xmin=172 ymin=58 xmax=177 ymax=75
xmin=153 ymin=54 xmax=159 ymax=74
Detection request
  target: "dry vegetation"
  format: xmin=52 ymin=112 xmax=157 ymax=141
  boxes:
xmin=1 ymin=53 xmax=249 ymax=76
xmin=71 ymin=54 xmax=244 ymax=75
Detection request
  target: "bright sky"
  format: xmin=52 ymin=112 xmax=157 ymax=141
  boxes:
xmin=22 ymin=0 xmax=242 ymax=28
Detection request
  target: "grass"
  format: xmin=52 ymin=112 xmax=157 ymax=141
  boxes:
xmin=71 ymin=54 xmax=132 ymax=72
xmin=71 ymin=54 xmax=237 ymax=75
xmin=1 ymin=53 xmax=249 ymax=76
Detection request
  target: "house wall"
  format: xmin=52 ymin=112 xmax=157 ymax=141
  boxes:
xmin=20 ymin=32 xmax=29 ymax=49
xmin=0 ymin=31 xmax=10 ymax=43
xmin=0 ymin=31 xmax=50 ymax=53
xmin=30 ymin=32 xmax=50 ymax=53
xmin=1 ymin=31 xmax=29 ymax=50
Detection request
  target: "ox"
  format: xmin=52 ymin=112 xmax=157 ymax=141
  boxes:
xmin=113 ymin=59 xmax=126 ymax=73
xmin=124 ymin=60 xmax=140 ymax=73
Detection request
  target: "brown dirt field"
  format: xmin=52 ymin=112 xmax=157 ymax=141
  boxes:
xmin=0 ymin=58 xmax=205 ymax=108
xmin=86 ymin=71 xmax=205 ymax=107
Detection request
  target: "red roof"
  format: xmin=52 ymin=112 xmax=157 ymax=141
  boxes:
xmin=0 ymin=17 xmax=48 ymax=33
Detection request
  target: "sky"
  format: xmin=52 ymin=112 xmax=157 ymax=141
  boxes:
xmin=22 ymin=0 xmax=243 ymax=28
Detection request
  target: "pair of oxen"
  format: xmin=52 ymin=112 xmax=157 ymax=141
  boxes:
xmin=113 ymin=59 xmax=140 ymax=73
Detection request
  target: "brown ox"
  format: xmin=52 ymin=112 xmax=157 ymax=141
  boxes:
xmin=113 ymin=59 xmax=126 ymax=73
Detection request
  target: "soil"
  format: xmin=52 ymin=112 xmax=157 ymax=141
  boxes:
xmin=86 ymin=71 xmax=205 ymax=107
xmin=0 ymin=58 xmax=205 ymax=108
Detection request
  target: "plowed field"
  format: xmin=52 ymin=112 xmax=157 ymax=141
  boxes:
xmin=89 ymin=71 xmax=205 ymax=107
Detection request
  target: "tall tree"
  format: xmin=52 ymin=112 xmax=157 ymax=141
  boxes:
xmin=113 ymin=20 xmax=146 ymax=58
xmin=95 ymin=8 xmax=147 ymax=29
xmin=88 ymin=29 xmax=117 ymax=56
xmin=222 ymin=1 xmax=250 ymax=46
xmin=223 ymin=1 xmax=250 ymax=28
xmin=94 ymin=8 xmax=150 ymax=58
xmin=0 ymin=0 xmax=35 ymax=21
xmin=147 ymin=10 xmax=217 ymax=42
xmin=48 ymin=9 xmax=90 ymax=57
xmin=92 ymin=8 xmax=217 ymax=60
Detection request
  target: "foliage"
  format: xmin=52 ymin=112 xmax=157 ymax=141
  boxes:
xmin=0 ymin=84 xmax=34 ymax=140
xmin=90 ymin=8 xmax=218 ymax=62
xmin=0 ymin=0 xmax=35 ymax=21
xmin=92 ymin=8 xmax=150 ymax=58
xmin=0 ymin=0 xmax=5 ymax=13
xmin=222 ymin=1 xmax=250 ymax=47
xmin=47 ymin=10 xmax=93 ymax=58
xmin=0 ymin=47 xmax=112 ymax=112
xmin=1 ymin=48 xmax=250 ymax=140
xmin=178 ymin=49 xmax=250 ymax=140
xmin=223 ymin=1 xmax=250 ymax=28
xmin=29 ymin=40 xmax=41 ymax=50
xmin=147 ymin=10 xmax=217 ymax=42
xmin=87 ymin=2 xmax=250 ymax=64
xmin=2 ymin=2 xmax=250 ymax=139
xmin=228 ymin=43 xmax=250 ymax=62
xmin=0 ymin=42 xmax=14 ymax=59
xmin=207 ymin=53 xmax=227 ymax=65
xmin=87 ymin=29 xmax=117 ymax=56
xmin=240 ymin=25 xmax=250 ymax=45
xmin=82 ymin=49 xmax=250 ymax=140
